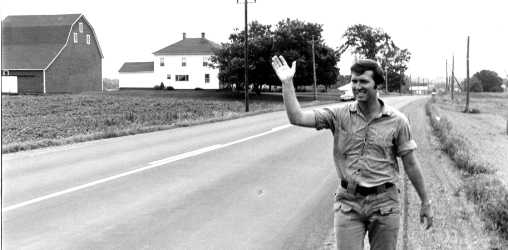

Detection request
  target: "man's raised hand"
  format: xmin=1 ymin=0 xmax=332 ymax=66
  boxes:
xmin=271 ymin=55 xmax=296 ymax=84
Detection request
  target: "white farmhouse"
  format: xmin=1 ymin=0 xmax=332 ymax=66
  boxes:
xmin=153 ymin=32 xmax=220 ymax=89
xmin=119 ymin=32 xmax=220 ymax=89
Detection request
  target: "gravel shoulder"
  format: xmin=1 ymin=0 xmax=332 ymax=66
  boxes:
xmin=322 ymin=98 xmax=500 ymax=249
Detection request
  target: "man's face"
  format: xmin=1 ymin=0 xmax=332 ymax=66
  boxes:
xmin=351 ymin=70 xmax=377 ymax=102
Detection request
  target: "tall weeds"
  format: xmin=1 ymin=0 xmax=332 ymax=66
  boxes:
xmin=426 ymin=101 xmax=508 ymax=241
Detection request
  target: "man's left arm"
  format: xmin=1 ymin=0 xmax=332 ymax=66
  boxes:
xmin=401 ymin=151 xmax=433 ymax=229
xmin=395 ymin=114 xmax=433 ymax=229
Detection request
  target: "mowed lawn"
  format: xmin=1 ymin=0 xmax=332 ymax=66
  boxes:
xmin=1 ymin=89 xmax=339 ymax=153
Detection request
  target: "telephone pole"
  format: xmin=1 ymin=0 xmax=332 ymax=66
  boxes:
xmin=312 ymin=35 xmax=317 ymax=101
xmin=451 ymin=55 xmax=455 ymax=101
xmin=237 ymin=0 xmax=256 ymax=112
xmin=445 ymin=59 xmax=448 ymax=91
xmin=385 ymin=65 xmax=388 ymax=93
xmin=465 ymin=36 xmax=471 ymax=112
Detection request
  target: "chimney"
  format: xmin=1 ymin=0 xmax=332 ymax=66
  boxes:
xmin=201 ymin=32 xmax=205 ymax=39
xmin=182 ymin=32 xmax=186 ymax=39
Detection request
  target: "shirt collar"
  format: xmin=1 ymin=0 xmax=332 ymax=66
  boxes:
xmin=349 ymin=98 xmax=393 ymax=117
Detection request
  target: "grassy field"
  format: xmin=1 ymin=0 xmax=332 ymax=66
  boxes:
xmin=433 ymin=92 xmax=508 ymax=184
xmin=1 ymin=89 xmax=339 ymax=153
xmin=427 ymin=91 xmax=508 ymax=243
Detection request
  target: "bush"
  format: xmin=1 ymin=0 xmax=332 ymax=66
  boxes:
xmin=469 ymin=108 xmax=481 ymax=114
xmin=194 ymin=87 xmax=203 ymax=91
xmin=166 ymin=86 xmax=175 ymax=91
xmin=154 ymin=82 xmax=165 ymax=90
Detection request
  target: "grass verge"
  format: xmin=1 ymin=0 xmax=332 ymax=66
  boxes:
xmin=425 ymin=100 xmax=508 ymax=241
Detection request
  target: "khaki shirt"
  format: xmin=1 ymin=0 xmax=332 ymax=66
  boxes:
xmin=314 ymin=99 xmax=417 ymax=187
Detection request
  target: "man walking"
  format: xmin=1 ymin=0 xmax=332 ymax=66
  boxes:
xmin=271 ymin=56 xmax=433 ymax=250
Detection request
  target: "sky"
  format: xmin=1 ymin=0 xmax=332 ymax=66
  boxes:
xmin=1 ymin=0 xmax=507 ymax=83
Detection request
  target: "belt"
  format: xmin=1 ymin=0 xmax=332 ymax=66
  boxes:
xmin=340 ymin=180 xmax=394 ymax=196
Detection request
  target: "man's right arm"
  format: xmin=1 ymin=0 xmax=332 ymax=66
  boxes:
xmin=272 ymin=55 xmax=316 ymax=128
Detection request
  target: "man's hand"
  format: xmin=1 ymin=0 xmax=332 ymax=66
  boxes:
xmin=420 ymin=201 xmax=433 ymax=230
xmin=271 ymin=55 xmax=296 ymax=84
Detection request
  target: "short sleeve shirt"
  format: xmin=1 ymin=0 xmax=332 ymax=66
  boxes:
xmin=313 ymin=99 xmax=417 ymax=187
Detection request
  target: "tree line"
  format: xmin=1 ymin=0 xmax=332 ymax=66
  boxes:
xmin=211 ymin=20 xmax=412 ymax=93
xmin=463 ymin=70 xmax=505 ymax=92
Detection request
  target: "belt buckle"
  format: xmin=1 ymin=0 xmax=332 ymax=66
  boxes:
xmin=376 ymin=184 xmax=387 ymax=194
xmin=346 ymin=181 xmax=357 ymax=194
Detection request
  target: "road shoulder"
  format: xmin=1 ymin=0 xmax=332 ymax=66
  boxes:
xmin=401 ymin=99 xmax=494 ymax=249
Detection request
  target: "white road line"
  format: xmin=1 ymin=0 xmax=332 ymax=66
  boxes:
xmin=2 ymin=124 xmax=293 ymax=212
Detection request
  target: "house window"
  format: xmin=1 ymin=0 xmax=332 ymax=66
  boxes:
xmin=205 ymin=74 xmax=210 ymax=83
xmin=203 ymin=57 xmax=208 ymax=67
xmin=175 ymin=75 xmax=189 ymax=81
xmin=181 ymin=57 xmax=187 ymax=67
xmin=79 ymin=22 xmax=83 ymax=33
xmin=73 ymin=32 xmax=78 ymax=43
xmin=160 ymin=57 xmax=165 ymax=67
xmin=86 ymin=34 xmax=91 ymax=45
xmin=167 ymin=74 xmax=171 ymax=80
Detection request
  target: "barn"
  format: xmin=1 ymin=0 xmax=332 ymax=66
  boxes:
xmin=1 ymin=14 xmax=103 ymax=94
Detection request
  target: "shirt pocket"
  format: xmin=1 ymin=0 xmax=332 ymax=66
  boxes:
xmin=370 ymin=129 xmax=397 ymax=158
xmin=372 ymin=128 xmax=394 ymax=147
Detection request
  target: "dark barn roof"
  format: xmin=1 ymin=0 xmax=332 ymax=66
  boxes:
xmin=119 ymin=62 xmax=154 ymax=73
xmin=153 ymin=37 xmax=220 ymax=56
xmin=1 ymin=14 xmax=102 ymax=70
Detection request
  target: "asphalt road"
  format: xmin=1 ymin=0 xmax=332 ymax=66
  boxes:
xmin=1 ymin=96 xmax=426 ymax=250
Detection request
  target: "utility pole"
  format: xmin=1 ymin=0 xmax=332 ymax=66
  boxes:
xmin=451 ymin=55 xmax=455 ymax=101
xmin=237 ymin=0 xmax=256 ymax=112
xmin=385 ymin=64 xmax=388 ymax=93
xmin=399 ymin=71 xmax=403 ymax=95
xmin=409 ymin=74 xmax=412 ymax=95
xmin=312 ymin=35 xmax=317 ymax=101
xmin=465 ymin=36 xmax=470 ymax=112
xmin=445 ymin=59 xmax=448 ymax=91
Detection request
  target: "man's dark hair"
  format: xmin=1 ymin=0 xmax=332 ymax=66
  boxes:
xmin=350 ymin=59 xmax=385 ymax=88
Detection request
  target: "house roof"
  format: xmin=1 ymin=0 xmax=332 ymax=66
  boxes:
xmin=153 ymin=37 xmax=221 ymax=56
xmin=119 ymin=62 xmax=154 ymax=73
xmin=1 ymin=14 xmax=103 ymax=70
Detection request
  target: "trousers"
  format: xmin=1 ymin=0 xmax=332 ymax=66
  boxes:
xmin=334 ymin=184 xmax=400 ymax=250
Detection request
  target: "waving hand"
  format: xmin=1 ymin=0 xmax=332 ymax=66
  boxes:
xmin=271 ymin=55 xmax=296 ymax=84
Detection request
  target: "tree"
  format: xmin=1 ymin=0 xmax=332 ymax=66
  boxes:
xmin=211 ymin=21 xmax=275 ymax=94
xmin=273 ymin=19 xmax=338 ymax=90
xmin=212 ymin=19 xmax=339 ymax=94
xmin=473 ymin=70 xmax=503 ymax=92
xmin=464 ymin=76 xmax=483 ymax=92
xmin=337 ymin=24 xmax=411 ymax=92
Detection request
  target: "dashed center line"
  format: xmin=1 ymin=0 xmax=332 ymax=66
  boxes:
xmin=2 ymin=124 xmax=293 ymax=213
